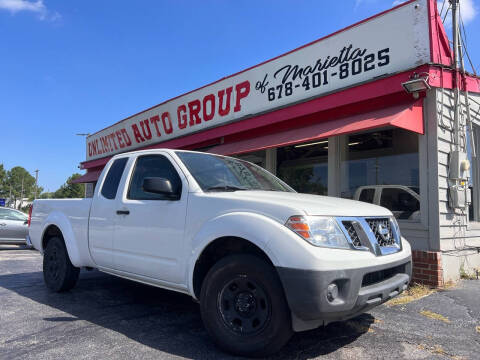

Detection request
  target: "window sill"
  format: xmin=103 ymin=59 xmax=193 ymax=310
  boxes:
xmin=397 ymin=220 xmax=426 ymax=231
xmin=467 ymin=221 xmax=480 ymax=231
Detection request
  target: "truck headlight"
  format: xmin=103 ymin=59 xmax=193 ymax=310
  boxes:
xmin=285 ymin=216 xmax=350 ymax=249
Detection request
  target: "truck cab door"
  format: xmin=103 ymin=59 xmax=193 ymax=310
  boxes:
xmin=88 ymin=157 xmax=129 ymax=269
xmin=113 ymin=153 xmax=188 ymax=284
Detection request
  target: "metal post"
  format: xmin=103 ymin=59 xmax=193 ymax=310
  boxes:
xmin=451 ymin=0 xmax=461 ymax=150
xmin=34 ymin=169 xmax=39 ymax=199
xmin=19 ymin=176 xmax=24 ymax=210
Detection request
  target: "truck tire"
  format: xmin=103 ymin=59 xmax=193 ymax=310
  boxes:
xmin=200 ymin=254 xmax=293 ymax=357
xmin=43 ymin=237 xmax=80 ymax=292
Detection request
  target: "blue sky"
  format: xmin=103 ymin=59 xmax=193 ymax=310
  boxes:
xmin=1 ymin=0 xmax=479 ymax=192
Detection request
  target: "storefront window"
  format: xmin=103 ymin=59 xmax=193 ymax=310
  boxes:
xmin=340 ymin=129 xmax=420 ymax=221
xmin=468 ymin=124 xmax=480 ymax=222
xmin=234 ymin=150 xmax=266 ymax=168
xmin=276 ymin=141 xmax=328 ymax=195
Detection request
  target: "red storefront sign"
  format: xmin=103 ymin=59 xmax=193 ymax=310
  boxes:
xmin=75 ymin=0 xmax=480 ymax=184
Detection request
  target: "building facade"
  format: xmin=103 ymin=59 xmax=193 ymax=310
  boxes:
xmin=76 ymin=0 xmax=480 ymax=286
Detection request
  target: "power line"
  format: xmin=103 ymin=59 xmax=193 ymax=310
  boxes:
xmin=459 ymin=9 xmax=478 ymax=75
xmin=442 ymin=5 xmax=451 ymax=23
xmin=439 ymin=0 xmax=448 ymax=17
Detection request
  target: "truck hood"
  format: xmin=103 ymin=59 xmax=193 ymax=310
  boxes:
xmin=201 ymin=190 xmax=392 ymax=222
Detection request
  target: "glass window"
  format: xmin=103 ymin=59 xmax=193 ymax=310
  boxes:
xmin=128 ymin=155 xmax=182 ymax=200
xmin=176 ymin=152 xmax=292 ymax=192
xmin=341 ymin=128 xmax=420 ymax=220
xmin=380 ymin=188 xmax=420 ymax=220
xmin=276 ymin=141 xmax=328 ymax=195
xmin=358 ymin=188 xmax=375 ymax=203
xmin=468 ymin=124 xmax=480 ymax=221
xmin=234 ymin=150 xmax=266 ymax=167
xmin=101 ymin=158 xmax=128 ymax=200
xmin=0 ymin=208 xmax=27 ymax=221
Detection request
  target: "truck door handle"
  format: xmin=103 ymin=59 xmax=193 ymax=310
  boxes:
xmin=0 ymin=223 xmax=6 ymax=226
xmin=116 ymin=210 xmax=130 ymax=215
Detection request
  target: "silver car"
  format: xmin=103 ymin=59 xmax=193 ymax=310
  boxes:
xmin=0 ymin=207 xmax=29 ymax=245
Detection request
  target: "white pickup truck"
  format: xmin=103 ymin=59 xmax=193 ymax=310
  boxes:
xmin=29 ymin=149 xmax=412 ymax=357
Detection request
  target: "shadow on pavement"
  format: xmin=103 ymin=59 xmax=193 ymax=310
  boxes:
xmin=0 ymin=270 xmax=374 ymax=359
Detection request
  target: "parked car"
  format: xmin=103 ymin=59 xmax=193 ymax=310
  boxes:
xmin=353 ymin=185 xmax=420 ymax=221
xmin=0 ymin=207 xmax=29 ymax=245
xmin=29 ymin=149 xmax=412 ymax=357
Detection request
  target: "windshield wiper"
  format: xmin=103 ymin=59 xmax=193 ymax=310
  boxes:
xmin=205 ymin=185 xmax=248 ymax=192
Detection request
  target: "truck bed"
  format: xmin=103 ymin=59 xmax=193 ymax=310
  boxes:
xmin=29 ymin=198 xmax=93 ymax=267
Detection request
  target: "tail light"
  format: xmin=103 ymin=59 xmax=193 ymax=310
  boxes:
xmin=27 ymin=205 xmax=33 ymax=227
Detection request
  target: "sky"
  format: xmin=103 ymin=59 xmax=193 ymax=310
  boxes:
xmin=1 ymin=0 xmax=479 ymax=193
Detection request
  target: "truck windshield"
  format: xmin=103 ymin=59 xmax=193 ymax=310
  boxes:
xmin=176 ymin=151 xmax=294 ymax=192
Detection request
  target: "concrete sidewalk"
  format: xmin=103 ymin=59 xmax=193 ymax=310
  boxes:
xmin=0 ymin=245 xmax=479 ymax=359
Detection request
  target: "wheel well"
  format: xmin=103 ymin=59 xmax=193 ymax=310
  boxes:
xmin=192 ymin=236 xmax=273 ymax=299
xmin=42 ymin=225 xmax=64 ymax=251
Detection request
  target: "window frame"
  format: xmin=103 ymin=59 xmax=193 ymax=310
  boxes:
xmin=126 ymin=154 xmax=183 ymax=201
xmin=468 ymin=123 xmax=480 ymax=224
xmin=100 ymin=157 xmax=128 ymax=200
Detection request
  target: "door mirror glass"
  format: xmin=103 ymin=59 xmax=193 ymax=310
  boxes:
xmin=142 ymin=177 xmax=179 ymax=199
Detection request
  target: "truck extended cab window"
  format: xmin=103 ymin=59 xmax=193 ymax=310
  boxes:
xmin=128 ymin=155 xmax=182 ymax=200
xmin=101 ymin=158 xmax=128 ymax=199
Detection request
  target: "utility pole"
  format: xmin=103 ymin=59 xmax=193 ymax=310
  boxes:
xmin=34 ymin=169 xmax=39 ymax=199
xmin=19 ymin=176 xmax=24 ymax=210
xmin=451 ymin=0 xmax=461 ymax=151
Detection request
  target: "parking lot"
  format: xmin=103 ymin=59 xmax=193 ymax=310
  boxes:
xmin=0 ymin=245 xmax=479 ymax=360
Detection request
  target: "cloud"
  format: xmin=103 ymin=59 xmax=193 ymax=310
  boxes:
xmin=0 ymin=0 xmax=60 ymax=21
xmin=391 ymin=0 xmax=477 ymax=25
xmin=458 ymin=0 xmax=477 ymax=24
xmin=439 ymin=0 xmax=477 ymax=27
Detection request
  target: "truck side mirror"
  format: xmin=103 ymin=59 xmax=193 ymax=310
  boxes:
xmin=142 ymin=177 xmax=180 ymax=199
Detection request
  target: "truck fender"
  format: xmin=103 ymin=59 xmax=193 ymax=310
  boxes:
xmin=186 ymin=211 xmax=293 ymax=298
xmin=40 ymin=211 xmax=82 ymax=267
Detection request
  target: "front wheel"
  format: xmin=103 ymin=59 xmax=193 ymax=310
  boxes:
xmin=43 ymin=237 xmax=80 ymax=292
xmin=200 ymin=254 xmax=293 ymax=357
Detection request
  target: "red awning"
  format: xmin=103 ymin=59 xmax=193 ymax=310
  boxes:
xmin=71 ymin=170 xmax=102 ymax=184
xmin=207 ymin=100 xmax=423 ymax=156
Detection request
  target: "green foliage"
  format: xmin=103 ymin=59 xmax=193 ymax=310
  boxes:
xmin=53 ymin=174 xmax=85 ymax=199
xmin=0 ymin=164 xmax=6 ymax=198
xmin=0 ymin=164 xmax=85 ymax=204
xmin=38 ymin=192 xmax=55 ymax=199
xmin=0 ymin=164 xmax=42 ymax=208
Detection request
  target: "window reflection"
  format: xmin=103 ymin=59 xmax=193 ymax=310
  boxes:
xmin=277 ymin=141 xmax=328 ymax=195
xmin=341 ymin=129 xmax=420 ymax=221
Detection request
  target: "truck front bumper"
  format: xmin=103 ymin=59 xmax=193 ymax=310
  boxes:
xmin=276 ymin=256 xmax=411 ymax=324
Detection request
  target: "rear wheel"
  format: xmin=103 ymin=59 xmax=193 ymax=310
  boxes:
xmin=200 ymin=254 xmax=293 ymax=357
xmin=43 ymin=237 xmax=80 ymax=292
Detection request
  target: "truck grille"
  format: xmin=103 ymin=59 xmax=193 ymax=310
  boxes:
xmin=366 ymin=218 xmax=395 ymax=247
xmin=361 ymin=262 xmax=408 ymax=287
xmin=342 ymin=221 xmax=362 ymax=247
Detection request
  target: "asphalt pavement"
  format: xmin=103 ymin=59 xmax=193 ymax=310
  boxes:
xmin=0 ymin=245 xmax=479 ymax=360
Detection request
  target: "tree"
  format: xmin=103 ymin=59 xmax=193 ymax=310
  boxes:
xmin=38 ymin=192 xmax=55 ymax=199
xmin=54 ymin=174 xmax=85 ymax=198
xmin=0 ymin=164 xmax=7 ymax=198
xmin=6 ymin=166 xmax=36 ymax=208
